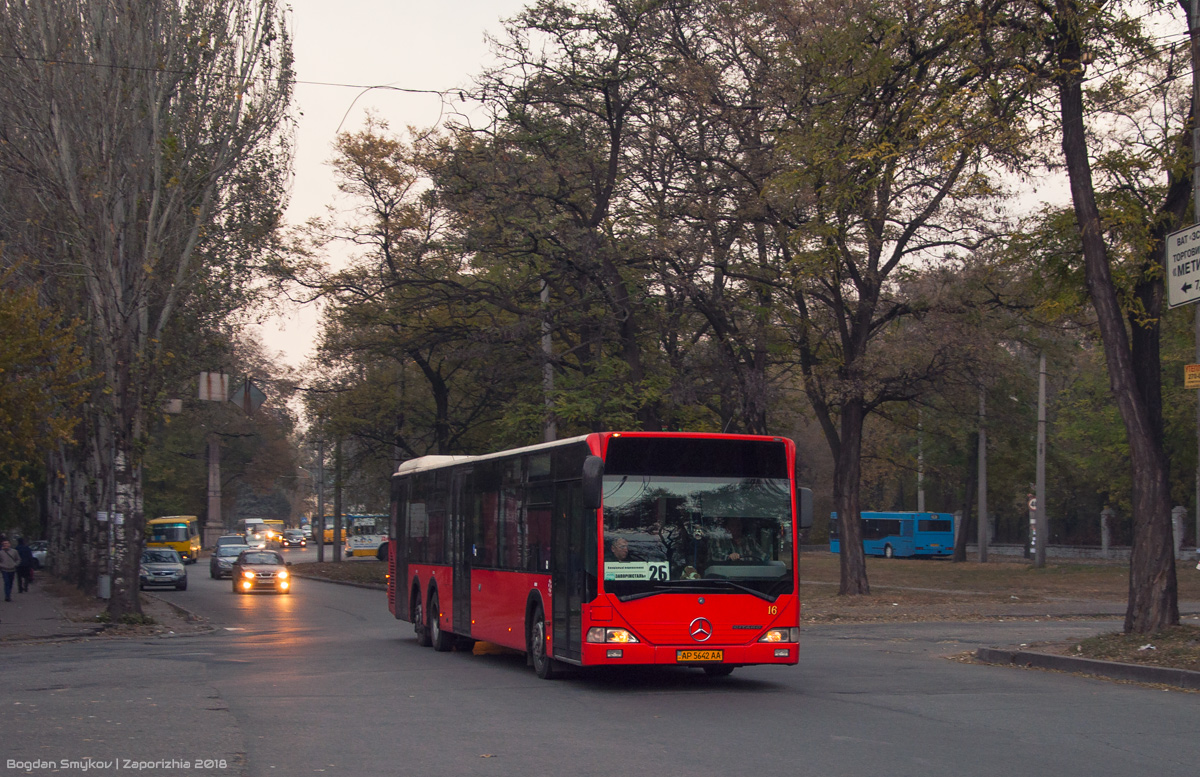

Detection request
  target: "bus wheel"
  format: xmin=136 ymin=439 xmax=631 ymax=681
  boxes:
xmin=413 ymin=591 xmax=431 ymax=647
xmin=703 ymin=665 xmax=735 ymax=677
xmin=529 ymin=605 xmax=556 ymax=679
xmin=884 ymin=544 xmax=894 ymax=559
xmin=430 ymin=591 xmax=454 ymax=652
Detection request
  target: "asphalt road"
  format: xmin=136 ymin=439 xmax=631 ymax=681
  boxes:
xmin=2 ymin=559 xmax=1197 ymax=777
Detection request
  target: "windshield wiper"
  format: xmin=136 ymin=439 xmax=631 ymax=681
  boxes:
xmin=616 ymin=580 xmax=704 ymax=601
xmin=702 ymin=579 xmax=777 ymax=601
xmin=616 ymin=579 xmax=778 ymax=602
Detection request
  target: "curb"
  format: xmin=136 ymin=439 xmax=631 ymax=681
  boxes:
xmin=975 ymin=647 xmax=1200 ymax=690
xmin=290 ymin=573 xmax=386 ymax=591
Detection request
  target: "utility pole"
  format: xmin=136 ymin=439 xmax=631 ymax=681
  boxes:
xmin=541 ymin=280 xmax=556 ymax=442
xmin=1192 ymin=0 xmax=1200 ymax=554
xmin=978 ymin=389 xmax=989 ymax=563
xmin=333 ymin=438 xmax=343 ymax=564
xmin=315 ymin=438 xmax=326 ymax=563
xmin=1034 ymin=352 xmax=1048 ymax=569
xmin=917 ymin=410 xmax=925 ymax=512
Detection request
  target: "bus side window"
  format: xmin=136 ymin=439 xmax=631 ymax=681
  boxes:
xmin=477 ymin=491 xmax=498 ymax=567
xmin=526 ymin=503 xmax=551 ymax=572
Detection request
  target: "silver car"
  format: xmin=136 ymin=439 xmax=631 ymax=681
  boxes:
xmin=139 ymin=548 xmax=187 ymax=591
xmin=210 ymin=544 xmax=250 ymax=579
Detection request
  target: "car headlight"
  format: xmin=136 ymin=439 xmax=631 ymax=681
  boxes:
xmin=758 ymin=627 xmax=800 ymax=643
xmin=243 ymin=570 xmax=256 ymax=580
xmin=277 ymin=570 xmax=288 ymax=580
xmin=586 ymin=627 xmax=638 ymax=643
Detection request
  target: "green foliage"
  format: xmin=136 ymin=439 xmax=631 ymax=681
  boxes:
xmin=0 ymin=272 xmax=90 ymax=491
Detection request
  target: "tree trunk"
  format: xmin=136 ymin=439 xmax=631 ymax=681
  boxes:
xmin=1055 ymin=17 xmax=1178 ymax=633
xmin=833 ymin=399 xmax=870 ymax=595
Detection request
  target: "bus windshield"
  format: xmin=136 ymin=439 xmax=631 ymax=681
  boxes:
xmin=149 ymin=524 xmax=190 ymax=543
xmin=602 ymin=475 xmax=792 ymax=599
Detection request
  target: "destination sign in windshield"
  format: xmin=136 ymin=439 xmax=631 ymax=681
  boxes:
xmin=604 ymin=561 xmax=668 ymax=581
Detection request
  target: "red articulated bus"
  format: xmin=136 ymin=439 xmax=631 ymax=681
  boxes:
xmin=386 ymin=431 xmax=813 ymax=679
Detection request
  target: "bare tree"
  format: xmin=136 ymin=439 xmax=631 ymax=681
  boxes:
xmin=758 ymin=0 xmax=1027 ymax=594
xmin=1008 ymin=0 xmax=1186 ymax=633
xmin=0 ymin=0 xmax=293 ymax=615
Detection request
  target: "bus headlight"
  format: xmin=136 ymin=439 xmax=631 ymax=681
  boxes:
xmin=758 ymin=628 xmax=800 ymax=643
xmin=586 ymin=627 xmax=639 ymax=643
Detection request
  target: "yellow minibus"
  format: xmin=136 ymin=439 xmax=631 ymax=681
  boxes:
xmin=146 ymin=516 xmax=202 ymax=563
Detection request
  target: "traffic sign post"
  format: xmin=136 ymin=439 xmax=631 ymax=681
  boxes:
xmin=1167 ymin=224 xmax=1200 ymax=308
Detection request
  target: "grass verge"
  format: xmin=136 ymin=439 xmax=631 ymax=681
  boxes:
xmin=290 ymin=560 xmax=387 ymax=586
xmin=1063 ymin=625 xmax=1200 ymax=671
xmin=292 ymin=552 xmax=1200 ymax=673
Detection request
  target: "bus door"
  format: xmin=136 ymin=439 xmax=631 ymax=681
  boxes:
xmin=451 ymin=468 xmax=472 ymax=635
xmin=551 ymin=481 xmax=588 ymax=662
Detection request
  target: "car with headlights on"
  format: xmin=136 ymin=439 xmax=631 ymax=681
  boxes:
xmin=209 ymin=544 xmax=250 ymax=579
xmin=280 ymin=529 xmax=307 ymax=548
xmin=231 ymin=550 xmax=292 ymax=594
xmin=139 ymin=548 xmax=187 ymax=591
xmin=245 ymin=529 xmax=269 ymax=549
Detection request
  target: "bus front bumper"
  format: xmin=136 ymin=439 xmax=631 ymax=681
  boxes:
xmin=581 ymin=641 xmax=799 ymax=667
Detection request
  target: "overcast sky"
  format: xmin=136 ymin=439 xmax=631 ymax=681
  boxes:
xmin=259 ymin=0 xmax=529 ymax=367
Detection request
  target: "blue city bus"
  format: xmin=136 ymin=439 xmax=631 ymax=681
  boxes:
xmin=829 ymin=512 xmax=955 ymax=558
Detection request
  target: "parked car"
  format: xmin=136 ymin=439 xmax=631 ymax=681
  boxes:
xmin=210 ymin=544 xmax=250 ymax=579
xmin=215 ymin=534 xmax=247 ymax=548
xmin=280 ymin=529 xmax=307 ymax=548
xmin=29 ymin=540 xmax=48 ymax=570
xmin=231 ymin=550 xmax=292 ymax=594
xmin=139 ymin=548 xmax=187 ymax=590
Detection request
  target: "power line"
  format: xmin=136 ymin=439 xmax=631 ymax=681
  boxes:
xmin=0 ymin=51 xmax=453 ymax=97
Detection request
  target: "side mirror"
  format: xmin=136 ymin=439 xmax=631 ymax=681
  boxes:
xmin=797 ymin=487 xmax=814 ymax=529
xmin=582 ymin=455 xmax=604 ymax=511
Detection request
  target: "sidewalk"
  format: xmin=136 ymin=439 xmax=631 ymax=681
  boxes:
xmin=0 ymin=576 xmax=101 ymax=641
xmin=0 ymin=575 xmax=207 ymax=643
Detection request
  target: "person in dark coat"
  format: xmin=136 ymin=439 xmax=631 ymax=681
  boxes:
xmin=15 ymin=537 xmax=35 ymax=593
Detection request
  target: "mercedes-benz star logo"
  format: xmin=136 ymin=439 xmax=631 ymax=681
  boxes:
xmin=689 ymin=617 xmax=713 ymax=642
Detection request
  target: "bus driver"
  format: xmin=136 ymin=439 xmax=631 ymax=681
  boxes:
xmin=712 ymin=518 xmax=766 ymax=562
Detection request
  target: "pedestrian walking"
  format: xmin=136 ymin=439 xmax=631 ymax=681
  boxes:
xmin=0 ymin=539 xmax=20 ymax=602
xmin=15 ymin=537 xmax=34 ymax=593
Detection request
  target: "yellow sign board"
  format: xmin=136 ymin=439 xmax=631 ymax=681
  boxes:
xmin=1186 ymin=364 xmax=1200 ymax=389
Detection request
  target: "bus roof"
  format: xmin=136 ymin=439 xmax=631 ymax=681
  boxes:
xmin=392 ymin=435 xmax=596 ymax=477
xmin=392 ymin=432 xmax=792 ymax=477
xmin=147 ymin=515 xmax=198 ymax=523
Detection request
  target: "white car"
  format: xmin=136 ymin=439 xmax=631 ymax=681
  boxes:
xmin=29 ymin=540 xmax=48 ymax=570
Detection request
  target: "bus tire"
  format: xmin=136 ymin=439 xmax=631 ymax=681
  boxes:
xmin=429 ymin=591 xmax=454 ymax=652
xmin=376 ymin=542 xmax=388 ymax=562
xmin=884 ymin=544 xmax=894 ymax=559
xmin=703 ymin=665 xmax=735 ymax=677
xmin=529 ymin=604 xmax=556 ymax=679
xmin=413 ymin=588 xmax=431 ymax=647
